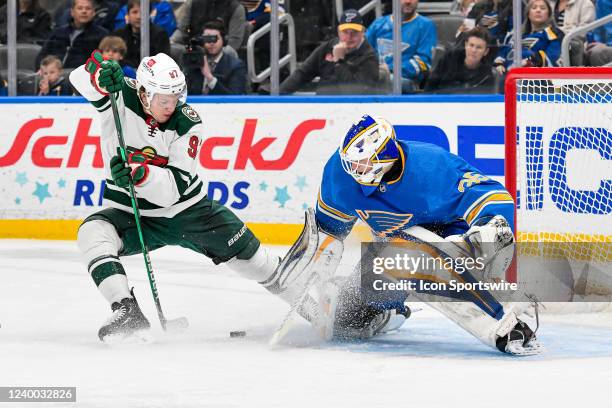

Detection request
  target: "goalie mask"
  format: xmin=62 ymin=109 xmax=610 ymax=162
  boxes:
xmin=339 ymin=115 xmax=400 ymax=186
xmin=136 ymin=53 xmax=187 ymax=108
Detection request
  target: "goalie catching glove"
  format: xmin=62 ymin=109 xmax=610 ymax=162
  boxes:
xmin=110 ymin=147 xmax=150 ymax=188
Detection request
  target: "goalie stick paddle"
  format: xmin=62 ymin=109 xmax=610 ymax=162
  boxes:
xmin=108 ymin=91 xmax=188 ymax=332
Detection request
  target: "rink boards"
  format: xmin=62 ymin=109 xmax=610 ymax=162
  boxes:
xmin=0 ymin=94 xmax=509 ymax=242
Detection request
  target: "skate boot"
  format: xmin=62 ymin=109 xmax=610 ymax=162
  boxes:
xmin=98 ymin=291 xmax=150 ymax=342
xmin=496 ymin=319 xmax=542 ymax=355
xmin=333 ymin=303 xmax=410 ymax=340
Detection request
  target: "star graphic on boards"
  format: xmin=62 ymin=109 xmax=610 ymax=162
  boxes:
xmin=273 ymin=186 xmax=291 ymax=208
xmin=15 ymin=172 xmax=28 ymax=186
xmin=302 ymin=203 xmax=308 ymax=210
xmin=294 ymin=176 xmax=308 ymax=192
xmin=15 ymin=197 xmax=21 ymax=205
xmin=33 ymin=182 xmax=51 ymax=203
xmin=58 ymin=178 xmax=67 ymax=189
xmin=259 ymin=181 xmax=268 ymax=192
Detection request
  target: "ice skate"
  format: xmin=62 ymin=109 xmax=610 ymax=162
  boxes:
xmin=98 ymin=293 xmax=151 ymax=343
xmin=496 ymin=320 xmax=542 ymax=356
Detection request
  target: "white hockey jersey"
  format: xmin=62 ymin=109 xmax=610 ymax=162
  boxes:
xmin=70 ymin=65 xmax=205 ymax=218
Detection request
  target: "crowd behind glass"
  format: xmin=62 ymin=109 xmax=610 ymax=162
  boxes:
xmin=0 ymin=0 xmax=610 ymax=96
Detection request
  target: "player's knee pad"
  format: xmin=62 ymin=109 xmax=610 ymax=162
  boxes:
xmin=77 ymin=219 xmax=123 ymax=268
xmin=226 ymin=245 xmax=280 ymax=282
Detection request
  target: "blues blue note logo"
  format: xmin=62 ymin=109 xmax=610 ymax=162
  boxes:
xmin=356 ymin=210 xmax=413 ymax=237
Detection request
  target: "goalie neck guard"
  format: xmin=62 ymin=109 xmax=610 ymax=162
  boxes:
xmin=339 ymin=115 xmax=400 ymax=189
xmin=136 ymin=53 xmax=187 ymax=107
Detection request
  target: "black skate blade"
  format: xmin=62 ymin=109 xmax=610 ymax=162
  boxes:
xmin=164 ymin=317 xmax=189 ymax=332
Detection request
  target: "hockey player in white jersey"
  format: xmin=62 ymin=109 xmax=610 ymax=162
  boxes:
xmin=70 ymin=51 xmax=314 ymax=342
xmin=288 ymin=114 xmax=542 ymax=355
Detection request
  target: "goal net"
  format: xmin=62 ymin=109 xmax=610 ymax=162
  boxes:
xmin=505 ymin=67 xmax=612 ymax=311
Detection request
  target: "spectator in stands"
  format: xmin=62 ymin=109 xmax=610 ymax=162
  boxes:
xmin=182 ymin=20 xmax=247 ymax=95
xmin=552 ymin=0 xmax=595 ymax=65
xmin=171 ymin=0 xmax=246 ymax=53
xmin=458 ymin=0 xmax=478 ymax=16
xmin=39 ymin=0 xmax=67 ymax=21
xmin=240 ymin=1 xmax=286 ymax=76
xmin=426 ymin=27 xmax=495 ymax=94
xmin=112 ymin=0 xmax=170 ymax=68
xmin=0 ymin=0 xmax=51 ymax=45
xmin=289 ymin=0 xmax=334 ymax=61
xmin=241 ymin=0 xmax=284 ymax=28
xmin=460 ymin=0 xmax=513 ymax=45
xmin=37 ymin=55 xmax=73 ymax=95
xmin=37 ymin=0 xmax=108 ymax=69
xmin=280 ymin=9 xmax=378 ymax=95
xmin=586 ymin=0 xmax=612 ymax=66
xmin=365 ymin=0 xmax=437 ymax=93
xmin=0 ymin=72 xmax=7 ymax=96
xmin=114 ymin=0 xmax=176 ymax=37
xmin=99 ymin=35 xmax=136 ymax=78
xmin=55 ymin=0 xmax=121 ymax=33
xmin=494 ymin=0 xmax=564 ymax=73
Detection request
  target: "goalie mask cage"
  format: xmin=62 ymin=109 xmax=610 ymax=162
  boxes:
xmin=504 ymin=67 xmax=612 ymax=308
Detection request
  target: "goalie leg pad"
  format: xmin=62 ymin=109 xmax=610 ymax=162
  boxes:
xmin=260 ymin=208 xmax=344 ymax=305
xmin=260 ymin=208 xmax=320 ymax=297
xmin=397 ymin=224 xmax=540 ymax=354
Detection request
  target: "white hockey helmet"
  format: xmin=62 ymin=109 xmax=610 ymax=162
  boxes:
xmin=339 ymin=114 xmax=400 ymax=186
xmin=136 ymin=53 xmax=187 ymax=106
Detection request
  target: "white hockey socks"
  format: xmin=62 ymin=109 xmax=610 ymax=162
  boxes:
xmin=226 ymin=246 xmax=280 ymax=283
xmin=98 ymin=274 xmax=132 ymax=304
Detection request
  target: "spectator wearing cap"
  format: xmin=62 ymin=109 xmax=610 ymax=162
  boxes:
xmin=36 ymin=0 xmax=108 ymax=69
xmin=366 ymin=0 xmax=437 ymax=93
xmin=280 ymin=9 xmax=379 ymax=95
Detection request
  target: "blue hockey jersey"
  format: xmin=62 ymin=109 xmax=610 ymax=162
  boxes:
xmin=316 ymin=140 xmax=515 ymax=240
xmin=365 ymin=14 xmax=437 ymax=81
xmin=495 ymin=25 xmax=564 ymax=68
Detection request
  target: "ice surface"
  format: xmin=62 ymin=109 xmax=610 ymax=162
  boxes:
xmin=1 ymin=240 xmax=611 ymax=408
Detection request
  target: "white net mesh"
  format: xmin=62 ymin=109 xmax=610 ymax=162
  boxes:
xmin=514 ymin=74 xmax=612 ymax=310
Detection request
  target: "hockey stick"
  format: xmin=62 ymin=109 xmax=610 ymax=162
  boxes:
xmin=108 ymin=90 xmax=188 ymax=332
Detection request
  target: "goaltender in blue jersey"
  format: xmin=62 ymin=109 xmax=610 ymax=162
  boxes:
xmin=317 ymin=134 xmax=514 ymax=241
xmin=307 ymin=114 xmax=542 ymax=355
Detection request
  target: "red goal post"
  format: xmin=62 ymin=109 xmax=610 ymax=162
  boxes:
xmin=504 ymin=67 xmax=612 ymax=284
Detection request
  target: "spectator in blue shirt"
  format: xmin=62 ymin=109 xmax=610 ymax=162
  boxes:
xmin=114 ymin=0 xmax=176 ymax=37
xmin=365 ymin=0 xmax=437 ymax=93
xmin=494 ymin=0 xmax=564 ymax=72
xmin=0 ymin=72 xmax=7 ymax=96
xmin=586 ymin=0 xmax=612 ymax=66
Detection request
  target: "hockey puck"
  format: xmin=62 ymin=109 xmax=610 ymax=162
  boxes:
xmin=230 ymin=330 xmax=246 ymax=338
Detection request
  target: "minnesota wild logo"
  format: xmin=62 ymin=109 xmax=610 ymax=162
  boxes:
xmin=182 ymin=105 xmax=200 ymax=122
xmin=133 ymin=146 xmax=168 ymax=167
